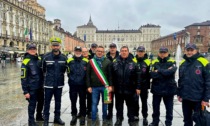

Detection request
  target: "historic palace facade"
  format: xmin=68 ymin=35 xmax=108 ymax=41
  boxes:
xmin=76 ymin=17 xmax=161 ymax=53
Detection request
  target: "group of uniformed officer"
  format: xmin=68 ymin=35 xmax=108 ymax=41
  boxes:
xmin=21 ymin=36 xmax=210 ymax=126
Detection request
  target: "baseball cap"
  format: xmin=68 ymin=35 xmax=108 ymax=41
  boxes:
xmin=91 ymin=43 xmax=98 ymax=48
xmin=185 ymin=43 xmax=197 ymax=50
xmin=27 ymin=43 xmax=37 ymax=50
xmin=137 ymin=46 xmax=145 ymax=52
xmin=109 ymin=43 xmax=117 ymax=48
xmin=159 ymin=47 xmax=168 ymax=53
xmin=74 ymin=46 xmax=82 ymax=51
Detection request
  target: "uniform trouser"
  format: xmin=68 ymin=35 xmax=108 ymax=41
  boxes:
xmin=43 ymin=88 xmax=62 ymax=120
xmin=28 ymin=88 xmax=44 ymax=122
xmin=86 ymin=91 xmax=92 ymax=114
xmin=108 ymin=92 xmax=114 ymax=115
xmin=134 ymin=89 xmax=148 ymax=118
xmin=152 ymin=94 xmax=174 ymax=125
xmin=182 ymin=99 xmax=201 ymax=126
xmin=69 ymin=85 xmax=86 ymax=117
xmin=2 ymin=60 xmax=6 ymax=67
xmin=115 ymin=93 xmax=135 ymax=122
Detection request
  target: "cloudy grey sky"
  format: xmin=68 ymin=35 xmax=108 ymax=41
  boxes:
xmin=37 ymin=0 xmax=210 ymax=36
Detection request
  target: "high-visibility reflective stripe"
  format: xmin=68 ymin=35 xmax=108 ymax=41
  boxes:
xmin=197 ymin=57 xmax=209 ymax=67
xmin=82 ymin=58 xmax=89 ymax=63
xmin=67 ymin=58 xmax=74 ymax=63
xmin=144 ymin=59 xmax=151 ymax=66
xmin=22 ymin=59 xmax=30 ymax=65
xmin=21 ymin=68 xmax=26 ymax=78
xmin=180 ymin=59 xmax=185 ymax=66
xmin=46 ymin=61 xmax=55 ymax=63
xmin=152 ymin=59 xmax=159 ymax=65
xmin=132 ymin=58 xmax=137 ymax=63
xmin=44 ymin=86 xmax=53 ymax=88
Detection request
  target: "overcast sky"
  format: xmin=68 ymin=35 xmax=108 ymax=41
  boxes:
xmin=37 ymin=0 xmax=210 ymax=36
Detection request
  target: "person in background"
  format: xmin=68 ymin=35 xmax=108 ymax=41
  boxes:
xmin=177 ymin=43 xmax=210 ymax=126
xmin=89 ymin=43 xmax=98 ymax=59
xmin=1 ymin=52 xmax=7 ymax=68
xmin=149 ymin=47 xmax=177 ymax=126
xmin=21 ymin=43 xmax=44 ymax=126
xmin=106 ymin=43 xmax=119 ymax=120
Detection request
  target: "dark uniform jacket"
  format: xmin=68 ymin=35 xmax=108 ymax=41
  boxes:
xmin=106 ymin=51 xmax=120 ymax=62
xmin=41 ymin=51 xmax=67 ymax=88
xmin=178 ymin=53 xmax=210 ymax=102
xmin=89 ymin=49 xmax=95 ymax=59
xmin=133 ymin=54 xmax=151 ymax=90
xmin=150 ymin=56 xmax=177 ymax=95
xmin=21 ymin=53 xmax=42 ymax=94
xmin=86 ymin=57 xmax=112 ymax=88
xmin=67 ymin=56 xmax=88 ymax=86
xmin=112 ymin=56 xmax=140 ymax=94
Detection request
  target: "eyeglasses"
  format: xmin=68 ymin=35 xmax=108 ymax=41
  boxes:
xmin=96 ymin=51 xmax=104 ymax=53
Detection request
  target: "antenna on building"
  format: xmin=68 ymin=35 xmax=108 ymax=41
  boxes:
xmin=118 ymin=20 xmax=120 ymax=30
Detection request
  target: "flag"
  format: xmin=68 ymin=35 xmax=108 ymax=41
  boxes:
xmin=84 ymin=34 xmax=86 ymax=41
xmin=24 ymin=28 xmax=29 ymax=42
xmin=29 ymin=28 xmax=32 ymax=41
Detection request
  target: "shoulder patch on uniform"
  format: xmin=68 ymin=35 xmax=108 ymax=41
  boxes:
xmin=197 ymin=57 xmax=209 ymax=67
xmin=21 ymin=68 xmax=26 ymax=78
xmin=67 ymin=58 xmax=74 ymax=63
xmin=132 ymin=58 xmax=137 ymax=63
xmin=143 ymin=59 xmax=151 ymax=66
xmin=82 ymin=58 xmax=89 ymax=63
xmin=180 ymin=59 xmax=185 ymax=66
xmin=152 ymin=59 xmax=159 ymax=65
xmin=167 ymin=58 xmax=175 ymax=63
xmin=22 ymin=59 xmax=30 ymax=65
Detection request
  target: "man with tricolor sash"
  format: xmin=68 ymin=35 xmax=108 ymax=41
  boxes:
xmin=86 ymin=46 xmax=113 ymax=126
xmin=112 ymin=46 xmax=141 ymax=126
xmin=177 ymin=43 xmax=210 ymax=126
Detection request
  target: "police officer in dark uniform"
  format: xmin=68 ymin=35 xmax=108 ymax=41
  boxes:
xmin=133 ymin=46 xmax=150 ymax=125
xmin=112 ymin=46 xmax=140 ymax=126
xmin=41 ymin=37 xmax=67 ymax=126
xmin=106 ymin=43 xmax=119 ymax=120
xmin=178 ymin=43 xmax=210 ymax=126
xmin=67 ymin=46 xmax=88 ymax=125
xmin=21 ymin=43 xmax=44 ymax=126
xmin=149 ymin=47 xmax=177 ymax=126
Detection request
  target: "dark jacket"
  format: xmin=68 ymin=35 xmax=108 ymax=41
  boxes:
xmin=86 ymin=57 xmax=112 ymax=88
xmin=134 ymin=54 xmax=151 ymax=89
xmin=41 ymin=51 xmax=67 ymax=88
xmin=178 ymin=53 xmax=210 ymax=102
xmin=150 ymin=56 xmax=177 ymax=95
xmin=89 ymin=49 xmax=95 ymax=59
xmin=112 ymin=56 xmax=140 ymax=94
xmin=106 ymin=51 xmax=120 ymax=62
xmin=21 ymin=53 xmax=43 ymax=94
xmin=67 ymin=56 xmax=88 ymax=86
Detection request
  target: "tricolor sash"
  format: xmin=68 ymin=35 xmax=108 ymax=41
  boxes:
xmin=89 ymin=58 xmax=112 ymax=104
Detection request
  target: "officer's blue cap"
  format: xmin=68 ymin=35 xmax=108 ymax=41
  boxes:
xmin=185 ymin=43 xmax=197 ymax=50
xmin=159 ymin=47 xmax=168 ymax=53
xmin=137 ymin=46 xmax=145 ymax=52
xmin=27 ymin=43 xmax=37 ymax=50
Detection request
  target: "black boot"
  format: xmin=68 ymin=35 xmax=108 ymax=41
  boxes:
xmin=129 ymin=121 xmax=137 ymax=126
xmin=143 ymin=118 xmax=148 ymax=125
xmin=115 ymin=118 xmax=123 ymax=126
xmin=77 ymin=112 xmax=81 ymax=118
xmin=70 ymin=115 xmax=77 ymax=125
xmin=43 ymin=120 xmax=48 ymax=126
xmin=36 ymin=114 xmax=44 ymax=121
xmin=149 ymin=122 xmax=158 ymax=126
xmin=54 ymin=118 xmax=65 ymax=125
xmin=28 ymin=121 xmax=38 ymax=126
xmin=80 ymin=116 xmax=85 ymax=125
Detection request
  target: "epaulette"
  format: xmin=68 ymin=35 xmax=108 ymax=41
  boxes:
xmin=22 ymin=58 xmax=30 ymax=65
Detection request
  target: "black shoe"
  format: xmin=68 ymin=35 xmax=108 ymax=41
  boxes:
xmin=115 ymin=118 xmax=122 ymax=126
xmin=36 ymin=115 xmax=44 ymax=122
xmin=54 ymin=118 xmax=65 ymax=125
xmin=28 ymin=121 xmax=38 ymax=126
xmin=70 ymin=115 xmax=77 ymax=125
xmin=149 ymin=122 xmax=158 ymax=126
xmin=134 ymin=116 xmax=139 ymax=121
xmin=87 ymin=113 xmax=91 ymax=119
xmin=77 ymin=112 xmax=81 ymax=118
xmin=129 ymin=121 xmax=137 ymax=126
xmin=143 ymin=118 xmax=148 ymax=125
xmin=43 ymin=121 xmax=48 ymax=126
xmin=80 ymin=116 xmax=85 ymax=125
xmin=107 ymin=113 xmax=113 ymax=120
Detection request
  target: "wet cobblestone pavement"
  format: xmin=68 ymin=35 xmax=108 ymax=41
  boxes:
xmin=0 ymin=61 xmax=193 ymax=126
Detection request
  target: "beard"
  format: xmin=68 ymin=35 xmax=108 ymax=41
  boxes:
xmin=52 ymin=49 xmax=59 ymax=52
